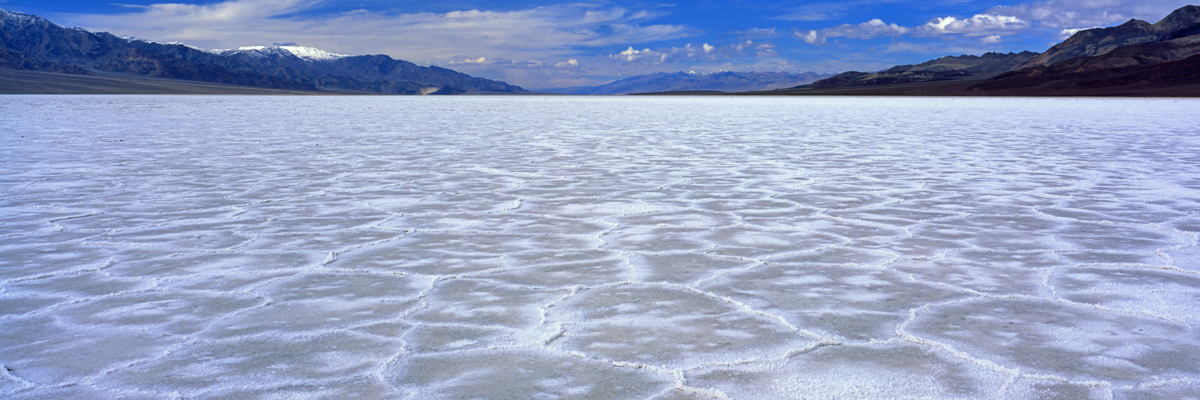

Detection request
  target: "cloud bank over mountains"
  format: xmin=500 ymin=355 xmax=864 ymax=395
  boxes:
xmin=791 ymin=0 xmax=1187 ymax=46
xmin=65 ymin=1 xmax=692 ymax=62
xmin=31 ymin=0 xmax=1195 ymax=88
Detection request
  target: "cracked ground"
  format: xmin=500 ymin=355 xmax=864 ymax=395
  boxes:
xmin=2 ymin=96 xmax=1200 ymax=399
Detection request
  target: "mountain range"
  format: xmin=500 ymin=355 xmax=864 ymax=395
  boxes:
xmin=807 ymin=51 xmax=1038 ymax=89
xmin=789 ymin=5 xmax=1200 ymax=96
xmin=3 ymin=5 xmax=1199 ymax=96
xmin=541 ymin=71 xmax=832 ymax=95
xmin=0 ymin=8 xmax=525 ymax=95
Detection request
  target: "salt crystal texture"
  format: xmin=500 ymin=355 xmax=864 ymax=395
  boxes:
xmin=1 ymin=95 xmax=1199 ymax=399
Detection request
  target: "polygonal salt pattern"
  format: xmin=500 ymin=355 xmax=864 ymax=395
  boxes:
xmin=401 ymin=323 xmax=520 ymax=354
xmin=384 ymin=348 xmax=676 ymax=399
xmin=625 ymin=252 xmax=759 ymax=285
xmin=544 ymin=284 xmax=814 ymax=369
xmin=53 ymin=290 xmax=265 ymax=336
xmin=1001 ymin=377 xmax=1114 ymax=400
xmin=100 ymin=332 xmax=403 ymax=397
xmin=3 ymin=96 xmax=1200 ymax=398
xmin=0 ymin=316 xmax=179 ymax=386
xmin=206 ymin=299 xmax=415 ymax=339
xmin=481 ymin=257 xmax=634 ymax=288
xmin=0 ymin=244 xmax=120 ymax=281
xmin=906 ymin=298 xmax=1200 ymax=386
xmin=1049 ymin=265 xmax=1200 ymax=326
xmin=700 ymin=263 xmax=973 ymax=341
xmin=1113 ymin=380 xmax=1200 ymax=400
xmin=684 ymin=342 xmax=1012 ymax=399
xmin=252 ymin=271 xmax=432 ymax=303
xmin=408 ymin=279 xmax=568 ymax=329
xmin=891 ymin=257 xmax=1054 ymax=296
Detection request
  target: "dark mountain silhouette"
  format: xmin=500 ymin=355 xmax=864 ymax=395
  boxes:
xmin=782 ymin=4 xmax=1200 ymax=96
xmin=127 ymin=43 xmax=523 ymax=94
xmin=544 ymin=71 xmax=831 ymax=95
xmin=975 ymin=40 xmax=1200 ymax=91
xmin=1017 ymin=5 xmax=1200 ymax=68
xmin=0 ymin=8 xmax=525 ymax=94
xmin=967 ymin=5 xmax=1200 ymax=94
xmin=804 ymin=52 xmax=1039 ymax=89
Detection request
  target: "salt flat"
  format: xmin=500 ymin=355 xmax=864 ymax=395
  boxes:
xmin=2 ymin=95 xmax=1199 ymax=399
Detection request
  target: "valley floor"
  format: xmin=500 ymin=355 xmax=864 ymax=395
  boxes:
xmin=0 ymin=69 xmax=330 ymax=95
xmin=2 ymin=96 xmax=1200 ymax=399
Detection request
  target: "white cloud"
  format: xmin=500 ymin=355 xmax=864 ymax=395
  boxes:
xmin=59 ymin=0 xmax=696 ymax=65
xmin=788 ymin=0 xmax=1189 ymax=48
xmin=608 ymin=40 xmax=777 ymax=64
xmin=776 ymin=4 xmax=851 ymax=22
xmin=1058 ymin=26 xmax=1103 ymax=39
xmin=828 ymin=19 xmax=910 ymax=39
xmin=794 ymin=30 xmax=825 ymax=45
xmin=729 ymin=27 xmax=780 ymax=38
xmin=985 ymin=0 xmax=1192 ymax=30
xmin=792 ymin=12 xmax=1035 ymax=46
xmin=446 ymin=57 xmax=545 ymax=68
xmin=615 ymin=47 xmax=651 ymax=62
xmin=915 ymin=14 xmax=1030 ymax=37
xmin=792 ymin=19 xmax=908 ymax=46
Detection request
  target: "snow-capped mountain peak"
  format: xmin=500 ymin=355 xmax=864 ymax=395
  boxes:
xmin=278 ymin=46 xmax=348 ymax=62
xmin=1 ymin=8 xmax=52 ymax=27
xmin=224 ymin=45 xmax=348 ymax=62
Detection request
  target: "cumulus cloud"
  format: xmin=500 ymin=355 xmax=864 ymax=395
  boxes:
xmin=793 ymin=30 xmax=824 ymax=45
xmin=789 ymin=0 xmax=1189 ymax=47
xmin=983 ymin=0 xmax=1186 ymax=29
xmin=791 ymin=11 xmax=1036 ymax=46
xmin=609 ymin=40 xmax=777 ymax=64
xmin=827 ymin=19 xmax=911 ymax=39
xmin=459 ymin=57 xmax=489 ymax=65
xmin=793 ymin=19 xmax=908 ymax=45
xmin=914 ymin=14 xmax=1030 ymax=37
xmin=59 ymin=0 xmax=696 ymax=64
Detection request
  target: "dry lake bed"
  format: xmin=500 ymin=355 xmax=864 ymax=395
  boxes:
xmin=2 ymin=95 xmax=1200 ymax=399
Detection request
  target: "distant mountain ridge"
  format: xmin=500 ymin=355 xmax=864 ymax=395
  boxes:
xmin=544 ymin=71 xmax=832 ymax=95
xmin=976 ymin=5 xmax=1200 ymax=92
xmin=1018 ymin=5 xmax=1200 ymax=68
xmin=0 ymin=8 xmax=526 ymax=94
xmin=800 ymin=4 xmax=1200 ymax=94
xmin=975 ymin=43 xmax=1200 ymax=92
xmin=807 ymin=51 xmax=1039 ymax=89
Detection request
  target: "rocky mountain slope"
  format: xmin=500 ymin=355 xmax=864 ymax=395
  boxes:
xmin=1017 ymin=5 xmax=1200 ymax=68
xmin=545 ymin=71 xmax=831 ymax=95
xmin=796 ymin=5 xmax=1200 ymax=95
xmin=971 ymin=5 xmax=1200 ymax=93
xmin=805 ymin=52 xmax=1039 ymax=89
xmin=0 ymin=8 xmax=525 ymax=94
xmin=974 ymin=41 xmax=1200 ymax=91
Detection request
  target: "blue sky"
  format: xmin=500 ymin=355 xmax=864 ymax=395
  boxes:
xmin=1 ymin=0 xmax=1193 ymax=88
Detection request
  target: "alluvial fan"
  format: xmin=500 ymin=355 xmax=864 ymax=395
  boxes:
xmin=2 ymin=95 xmax=1199 ymax=399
